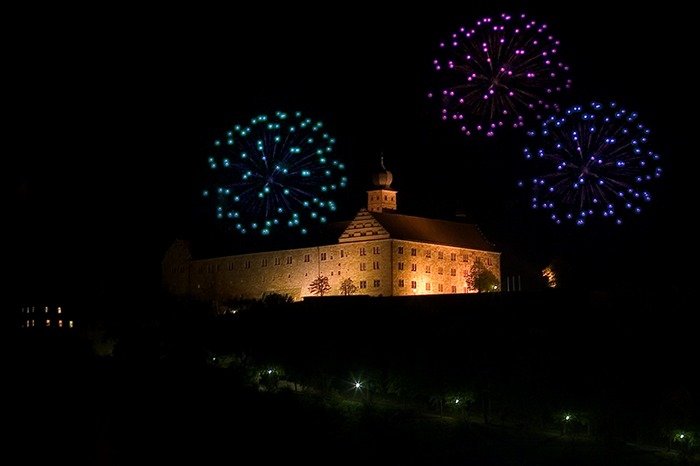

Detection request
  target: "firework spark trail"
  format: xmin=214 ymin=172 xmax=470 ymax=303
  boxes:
xmin=428 ymin=13 xmax=572 ymax=137
xmin=202 ymin=111 xmax=347 ymax=236
xmin=519 ymin=102 xmax=662 ymax=226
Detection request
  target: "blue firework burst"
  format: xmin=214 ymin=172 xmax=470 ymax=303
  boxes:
xmin=518 ymin=101 xmax=662 ymax=226
xmin=202 ymin=111 xmax=347 ymax=235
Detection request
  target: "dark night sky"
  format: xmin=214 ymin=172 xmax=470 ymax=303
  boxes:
xmin=9 ymin=2 xmax=692 ymax=302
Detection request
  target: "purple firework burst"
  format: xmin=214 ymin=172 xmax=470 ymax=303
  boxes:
xmin=518 ymin=101 xmax=662 ymax=226
xmin=428 ymin=12 xmax=572 ymax=137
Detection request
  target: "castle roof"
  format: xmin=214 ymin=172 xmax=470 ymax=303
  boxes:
xmin=184 ymin=206 xmax=498 ymax=260
xmin=336 ymin=208 xmax=498 ymax=252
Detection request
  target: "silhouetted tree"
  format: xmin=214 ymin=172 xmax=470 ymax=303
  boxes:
xmin=308 ymin=275 xmax=331 ymax=296
xmin=466 ymin=260 xmax=500 ymax=292
xmin=339 ymin=278 xmax=358 ymax=296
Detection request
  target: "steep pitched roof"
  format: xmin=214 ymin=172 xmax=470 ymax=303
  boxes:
xmin=338 ymin=208 xmax=498 ymax=252
xmin=183 ymin=208 xmax=498 ymax=260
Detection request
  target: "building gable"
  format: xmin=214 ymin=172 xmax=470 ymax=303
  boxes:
xmin=338 ymin=208 xmax=391 ymax=243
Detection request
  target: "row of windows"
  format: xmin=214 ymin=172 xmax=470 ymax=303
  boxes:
xmin=20 ymin=306 xmax=63 ymax=314
xmin=22 ymin=319 xmax=74 ymax=328
xmin=194 ymin=249 xmax=493 ymax=273
xmin=225 ymin=261 xmax=471 ymax=274
xmin=352 ymin=280 xmax=463 ymax=292
xmin=396 ymin=280 xmax=463 ymax=293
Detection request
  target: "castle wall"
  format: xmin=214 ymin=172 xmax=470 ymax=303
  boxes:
xmin=162 ymin=237 xmax=501 ymax=305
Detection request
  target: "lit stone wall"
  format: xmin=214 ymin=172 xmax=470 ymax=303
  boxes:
xmin=162 ymin=237 xmax=501 ymax=304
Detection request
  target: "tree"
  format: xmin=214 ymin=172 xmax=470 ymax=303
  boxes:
xmin=308 ymin=275 xmax=331 ymax=296
xmin=339 ymin=278 xmax=358 ymax=296
xmin=465 ymin=260 xmax=500 ymax=292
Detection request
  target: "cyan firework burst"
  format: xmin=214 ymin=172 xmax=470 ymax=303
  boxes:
xmin=202 ymin=111 xmax=347 ymax=236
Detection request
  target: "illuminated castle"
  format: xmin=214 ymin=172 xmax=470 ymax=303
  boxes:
xmin=161 ymin=160 xmax=501 ymax=305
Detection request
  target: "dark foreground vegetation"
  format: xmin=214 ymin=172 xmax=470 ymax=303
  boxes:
xmin=6 ymin=289 xmax=699 ymax=465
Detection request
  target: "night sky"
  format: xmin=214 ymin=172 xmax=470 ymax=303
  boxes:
xmin=9 ymin=2 xmax=692 ymax=302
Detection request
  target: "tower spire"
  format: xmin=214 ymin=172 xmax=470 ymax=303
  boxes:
xmin=367 ymin=154 xmax=397 ymax=213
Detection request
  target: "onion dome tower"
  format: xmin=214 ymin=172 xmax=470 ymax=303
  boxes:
xmin=367 ymin=156 xmax=397 ymax=213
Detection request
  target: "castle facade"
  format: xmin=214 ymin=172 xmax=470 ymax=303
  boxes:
xmin=161 ymin=162 xmax=501 ymax=305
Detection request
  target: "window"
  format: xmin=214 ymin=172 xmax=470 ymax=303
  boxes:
xmin=286 ymin=256 xmax=293 ymax=264
xmin=450 ymin=268 xmax=456 ymax=276
xmin=425 ymin=265 xmax=431 ymax=273
xmin=411 ymin=264 xmax=417 ymax=272
xmin=450 ymin=253 xmax=457 ymax=261
xmin=359 ymin=247 xmax=367 ymax=256
xmin=438 ymin=251 xmax=444 ymax=260
xmin=244 ymin=260 xmax=251 ymax=269
xmin=261 ymin=259 xmax=268 ymax=267
xmin=438 ymin=283 xmax=444 ymax=292
xmin=451 ymin=285 xmax=457 ymax=293
xmin=360 ymin=263 xmax=367 ymax=271
xmin=373 ymin=280 xmax=380 ymax=287
xmin=373 ymin=261 xmax=380 ymax=270
xmin=397 ymin=246 xmax=404 ymax=254
xmin=438 ymin=267 xmax=443 ymax=275
xmin=340 ymin=250 xmax=345 ymax=258
xmin=426 ymin=283 xmax=431 ymax=291
xmin=304 ymin=254 xmax=311 ymax=262
xmin=359 ymin=280 xmax=367 ymax=289
xmin=274 ymin=257 xmax=281 ymax=266
xmin=373 ymin=246 xmax=380 ymax=254
xmin=411 ymin=281 xmax=417 ymax=289
xmin=425 ymin=250 xmax=431 ymax=258
xmin=411 ymin=248 xmax=417 ymax=256
xmin=398 ymin=262 xmax=404 ymax=270
xmin=398 ymin=279 xmax=405 ymax=287
xmin=320 ymin=252 xmax=327 ymax=261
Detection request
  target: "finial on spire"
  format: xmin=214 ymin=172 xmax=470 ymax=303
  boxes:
xmin=380 ymin=154 xmax=386 ymax=170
